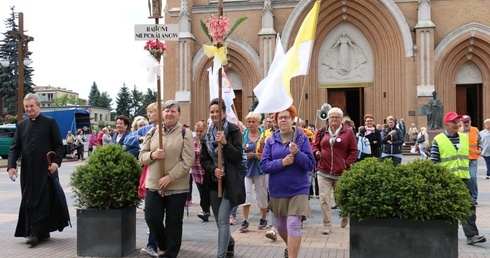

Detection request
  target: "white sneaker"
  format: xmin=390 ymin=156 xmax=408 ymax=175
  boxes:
xmin=467 ymin=235 xmax=486 ymax=245
xmin=322 ymin=227 xmax=331 ymax=235
xmin=265 ymin=229 xmax=277 ymax=241
xmin=140 ymin=246 xmax=158 ymax=257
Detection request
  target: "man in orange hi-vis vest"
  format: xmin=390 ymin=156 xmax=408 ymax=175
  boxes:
xmin=459 ymin=115 xmax=482 ymax=205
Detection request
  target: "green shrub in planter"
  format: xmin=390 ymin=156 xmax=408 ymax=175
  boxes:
xmin=336 ymin=158 xmax=472 ymax=223
xmin=70 ymin=144 xmax=142 ymax=209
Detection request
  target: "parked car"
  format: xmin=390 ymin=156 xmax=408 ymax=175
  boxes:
xmin=0 ymin=124 xmax=16 ymax=158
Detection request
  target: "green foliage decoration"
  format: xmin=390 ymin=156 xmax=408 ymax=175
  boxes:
xmin=336 ymin=158 xmax=472 ymax=224
xmin=224 ymin=16 xmax=247 ymax=42
xmin=70 ymin=144 xmax=141 ymax=209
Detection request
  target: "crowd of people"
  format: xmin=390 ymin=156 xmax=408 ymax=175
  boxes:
xmin=7 ymin=93 xmax=489 ymax=256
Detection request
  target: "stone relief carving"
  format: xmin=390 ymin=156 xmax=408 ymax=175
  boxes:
xmin=321 ymin=32 xmax=367 ymax=80
xmin=227 ymin=70 xmax=242 ymax=90
xmin=462 ymin=63 xmax=478 ymax=79
xmin=456 ymin=61 xmax=482 ymax=84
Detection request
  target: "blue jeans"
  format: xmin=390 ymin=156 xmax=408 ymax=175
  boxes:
xmin=210 ymin=189 xmax=233 ymax=258
xmin=230 ymin=206 xmax=237 ymax=217
xmin=381 ymin=156 xmax=402 ymax=166
xmin=483 ymin=156 xmax=490 ymax=177
xmin=469 ymin=159 xmax=478 ymax=200
xmin=461 ymin=179 xmax=479 ymax=237
xmin=419 ymin=146 xmax=428 ymax=159
xmin=147 ymin=230 xmax=158 ymax=252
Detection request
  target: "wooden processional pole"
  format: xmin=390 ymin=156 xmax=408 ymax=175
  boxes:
xmin=217 ymin=0 xmax=224 ymax=198
xmin=149 ymin=0 xmax=164 ymax=171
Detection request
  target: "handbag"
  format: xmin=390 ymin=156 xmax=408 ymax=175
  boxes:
xmin=416 ymin=133 xmax=425 ymax=144
xmin=357 ymin=136 xmax=371 ymax=159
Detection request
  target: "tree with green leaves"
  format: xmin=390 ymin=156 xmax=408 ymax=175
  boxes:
xmin=51 ymin=95 xmax=86 ymax=107
xmin=130 ymin=85 xmax=145 ymax=118
xmin=98 ymin=91 xmax=112 ymax=109
xmin=0 ymin=6 xmax=34 ymax=115
xmin=142 ymin=88 xmax=158 ymax=110
xmin=115 ymin=83 xmax=131 ymax=117
xmin=88 ymin=82 xmax=100 ymax=107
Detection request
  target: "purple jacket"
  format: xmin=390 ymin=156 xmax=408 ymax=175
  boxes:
xmin=260 ymin=128 xmax=315 ymax=198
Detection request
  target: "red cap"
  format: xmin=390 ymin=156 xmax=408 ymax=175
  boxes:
xmin=461 ymin=115 xmax=471 ymax=122
xmin=443 ymin=111 xmax=462 ymax=122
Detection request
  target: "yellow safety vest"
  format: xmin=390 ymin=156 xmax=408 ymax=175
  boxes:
xmin=434 ymin=132 xmax=470 ymax=179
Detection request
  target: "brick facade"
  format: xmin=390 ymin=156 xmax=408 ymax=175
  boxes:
xmin=163 ymin=0 xmax=490 ymax=129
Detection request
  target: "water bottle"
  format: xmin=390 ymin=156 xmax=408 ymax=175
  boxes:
xmin=12 ymin=174 xmax=16 ymax=182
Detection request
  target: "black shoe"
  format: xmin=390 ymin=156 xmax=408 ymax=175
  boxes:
xmin=239 ymin=220 xmax=249 ymax=232
xmin=26 ymin=235 xmax=38 ymax=245
xmin=39 ymin=233 xmax=50 ymax=240
xmin=197 ymin=211 xmax=210 ymax=222
xmin=226 ymin=237 xmax=235 ymax=257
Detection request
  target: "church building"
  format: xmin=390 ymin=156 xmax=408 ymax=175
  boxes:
xmin=163 ymin=0 xmax=490 ymax=129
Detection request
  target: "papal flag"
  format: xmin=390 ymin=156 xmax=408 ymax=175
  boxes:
xmin=253 ymin=34 xmax=285 ymax=113
xmin=253 ymin=0 xmax=321 ymax=114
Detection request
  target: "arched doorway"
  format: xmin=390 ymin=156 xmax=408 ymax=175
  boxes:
xmin=455 ymin=61 xmax=483 ymax=128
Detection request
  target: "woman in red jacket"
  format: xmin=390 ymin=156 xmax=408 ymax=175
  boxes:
xmin=312 ymin=107 xmax=358 ymax=235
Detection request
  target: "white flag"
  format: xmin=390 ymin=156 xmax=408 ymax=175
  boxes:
xmin=208 ymin=66 xmax=239 ymax=124
xmin=253 ymin=34 xmax=286 ymax=113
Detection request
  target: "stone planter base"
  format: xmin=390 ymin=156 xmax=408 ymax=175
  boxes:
xmin=350 ymin=218 xmax=458 ymax=258
xmin=77 ymin=206 xmax=136 ymax=257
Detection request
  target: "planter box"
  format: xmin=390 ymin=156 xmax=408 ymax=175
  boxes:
xmin=77 ymin=206 xmax=136 ymax=257
xmin=350 ymin=218 xmax=457 ymax=258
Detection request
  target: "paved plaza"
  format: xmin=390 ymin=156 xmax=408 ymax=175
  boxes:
xmin=0 ymin=155 xmax=489 ymax=257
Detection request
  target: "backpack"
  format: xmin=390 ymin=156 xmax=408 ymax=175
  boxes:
xmin=319 ymin=126 xmax=327 ymax=142
xmin=150 ymin=125 xmax=186 ymax=139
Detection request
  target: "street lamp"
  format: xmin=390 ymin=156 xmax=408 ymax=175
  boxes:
xmin=0 ymin=12 xmax=34 ymax=122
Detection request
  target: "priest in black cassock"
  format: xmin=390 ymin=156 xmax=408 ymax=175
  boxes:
xmin=7 ymin=93 xmax=69 ymax=246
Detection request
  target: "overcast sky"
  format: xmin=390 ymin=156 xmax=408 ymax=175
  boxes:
xmin=0 ymin=0 xmax=166 ymax=105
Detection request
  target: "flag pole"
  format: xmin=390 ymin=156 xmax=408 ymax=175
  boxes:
xmin=292 ymin=0 xmax=321 ymax=142
xmin=231 ymin=101 xmax=239 ymax=119
xmin=293 ymin=76 xmax=308 ymax=142
xmin=217 ymin=0 xmax=224 ymax=198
